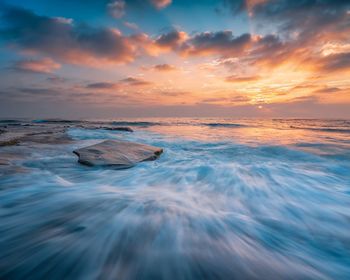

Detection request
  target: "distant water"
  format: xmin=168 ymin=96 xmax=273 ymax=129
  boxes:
xmin=1 ymin=118 xmax=350 ymax=279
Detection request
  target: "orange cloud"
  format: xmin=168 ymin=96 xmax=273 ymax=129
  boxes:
xmin=225 ymin=75 xmax=260 ymax=83
xmin=13 ymin=58 xmax=61 ymax=73
xmin=143 ymin=64 xmax=177 ymax=72
xmin=149 ymin=0 xmax=172 ymax=9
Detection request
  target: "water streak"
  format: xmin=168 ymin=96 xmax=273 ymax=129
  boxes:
xmin=0 ymin=119 xmax=350 ymax=279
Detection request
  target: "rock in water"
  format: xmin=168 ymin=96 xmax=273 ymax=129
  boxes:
xmin=101 ymin=127 xmax=133 ymax=132
xmin=73 ymin=140 xmax=163 ymax=169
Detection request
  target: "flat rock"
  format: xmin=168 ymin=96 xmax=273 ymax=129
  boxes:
xmin=0 ymin=127 xmax=73 ymax=146
xmin=20 ymin=130 xmax=73 ymax=144
xmin=73 ymin=140 xmax=163 ymax=169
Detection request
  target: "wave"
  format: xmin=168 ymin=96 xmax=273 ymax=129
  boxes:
xmin=290 ymin=125 xmax=350 ymax=133
xmin=110 ymin=121 xmax=162 ymax=126
xmin=1 ymin=122 xmax=350 ymax=279
xmin=32 ymin=119 xmax=83 ymax=124
xmin=204 ymin=123 xmax=246 ymax=128
xmin=0 ymin=119 xmax=22 ymax=124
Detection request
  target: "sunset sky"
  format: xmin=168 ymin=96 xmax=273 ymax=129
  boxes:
xmin=0 ymin=0 xmax=349 ymax=118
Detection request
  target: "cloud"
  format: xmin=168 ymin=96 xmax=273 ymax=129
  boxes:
xmin=319 ymin=52 xmax=350 ymax=72
xmin=217 ymin=0 xmax=350 ymax=72
xmin=120 ymin=77 xmax=153 ymax=86
xmin=107 ymin=0 xmax=125 ymax=19
xmin=152 ymin=64 xmax=177 ymax=71
xmin=0 ymin=5 xmax=141 ymax=66
xmin=158 ymin=30 xmax=289 ymax=71
xmin=47 ymin=76 xmax=67 ymax=83
xmin=2 ymin=1 xmax=350 ymax=81
xmin=246 ymin=0 xmax=350 ymax=43
xmin=12 ymin=58 xmax=61 ymax=73
xmin=180 ymin=31 xmax=252 ymax=56
xmin=159 ymin=90 xmax=188 ymax=96
xmin=313 ymin=87 xmax=341 ymax=94
xmin=18 ymin=87 xmax=61 ymax=97
xmin=225 ymin=75 xmax=260 ymax=83
xmin=201 ymin=95 xmax=250 ymax=104
xmin=0 ymin=5 xmax=293 ymax=71
xmin=85 ymin=78 xmax=152 ymax=90
xmin=123 ymin=21 xmax=139 ymax=30
xmin=155 ymin=30 xmax=188 ymax=50
xmin=149 ymin=0 xmax=172 ymax=9
xmin=86 ymin=82 xmax=120 ymax=89
xmin=230 ymin=95 xmax=251 ymax=102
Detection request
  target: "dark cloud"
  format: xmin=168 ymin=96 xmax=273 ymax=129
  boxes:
xmin=222 ymin=0 xmax=350 ymax=32
xmin=0 ymin=5 xmax=140 ymax=66
xmin=86 ymin=82 xmax=119 ymax=89
xmin=181 ymin=31 xmax=251 ymax=56
xmin=250 ymin=0 xmax=350 ymax=42
xmin=0 ymin=83 xmax=130 ymax=104
xmin=47 ymin=76 xmax=67 ymax=83
xmin=319 ymin=52 xmax=350 ymax=72
xmin=120 ymin=77 xmax=153 ymax=86
xmin=155 ymin=30 xmax=187 ymax=49
xmin=219 ymin=0 xmax=350 ymax=70
xmin=251 ymin=0 xmax=350 ymax=22
xmin=250 ymin=34 xmax=284 ymax=59
xmin=152 ymin=64 xmax=176 ymax=71
xmin=85 ymin=78 xmax=152 ymax=89
xmin=18 ymin=87 xmax=62 ymax=97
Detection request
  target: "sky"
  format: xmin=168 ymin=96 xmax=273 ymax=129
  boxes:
xmin=0 ymin=0 xmax=349 ymax=118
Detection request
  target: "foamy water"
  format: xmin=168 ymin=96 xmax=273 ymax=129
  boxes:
xmin=0 ymin=119 xmax=350 ymax=279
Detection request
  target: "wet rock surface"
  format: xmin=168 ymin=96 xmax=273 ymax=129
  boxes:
xmin=0 ymin=119 xmax=157 ymax=175
xmin=73 ymin=140 xmax=163 ymax=168
xmin=0 ymin=120 xmax=160 ymax=172
xmin=0 ymin=120 xmax=133 ymax=147
xmin=99 ymin=126 xmax=133 ymax=132
xmin=0 ymin=127 xmax=71 ymax=146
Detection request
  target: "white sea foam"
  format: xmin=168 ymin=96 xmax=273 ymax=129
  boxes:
xmin=0 ymin=119 xmax=349 ymax=279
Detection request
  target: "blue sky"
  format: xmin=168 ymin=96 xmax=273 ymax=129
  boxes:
xmin=0 ymin=0 xmax=350 ymax=118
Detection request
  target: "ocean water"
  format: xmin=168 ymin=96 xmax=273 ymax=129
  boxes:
xmin=0 ymin=118 xmax=350 ymax=279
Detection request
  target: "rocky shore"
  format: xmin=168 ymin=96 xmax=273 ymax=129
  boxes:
xmin=0 ymin=119 xmax=163 ymax=174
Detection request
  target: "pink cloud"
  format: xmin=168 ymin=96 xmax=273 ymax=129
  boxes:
xmin=149 ymin=0 xmax=172 ymax=9
xmin=14 ymin=58 xmax=61 ymax=73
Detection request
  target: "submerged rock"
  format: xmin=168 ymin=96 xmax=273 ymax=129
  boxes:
xmin=0 ymin=138 xmax=20 ymax=147
xmin=101 ymin=127 xmax=133 ymax=132
xmin=73 ymin=140 xmax=163 ymax=169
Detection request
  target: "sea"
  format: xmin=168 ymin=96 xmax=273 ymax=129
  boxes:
xmin=0 ymin=118 xmax=350 ymax=279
